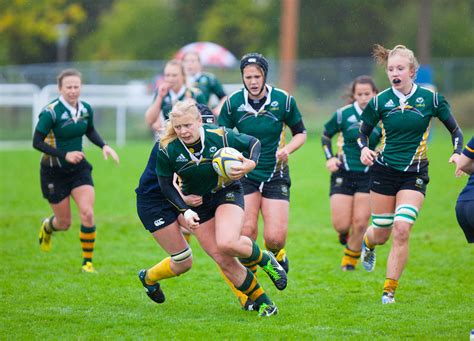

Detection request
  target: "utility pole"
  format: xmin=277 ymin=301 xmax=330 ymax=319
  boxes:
xmin=279 ymin=0 xmax=299 ymax=93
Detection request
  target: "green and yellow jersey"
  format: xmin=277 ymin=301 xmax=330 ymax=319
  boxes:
xmin=35 ymin=96 xmax=94 ymax=168
xmin=324 ymin=102 xmax=381 ymax=172
xmin=156 ymin=124 xmax=256 ymax=196
xmin=361 ymin=84 xmax=452 ymax=172
xmin=218 ymin=85 xmax=303 ymax=182
xmin=153 ymin=86 xmax=206 ymax=120
xmin=188 ymin=72 xmax=226 ymax=104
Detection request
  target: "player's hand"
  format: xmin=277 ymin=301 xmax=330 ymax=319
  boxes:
xmin=183 ymin=194 xmax=203 ymax=207
xmin=228 ymin=158 xmax=256 ymax=180
xmin=184 ymin=209 xmax=200 ymax=229
xmin=157 ymin=83 xmax=169 ymax=98
xmin=449 ymin=153 xmax=465 ymax=177
xmin=326 ymin=157 xmax=341 ymax=173
xmin=102 ymin=145 xmax=120 ymax=164
xmin=65 ymin=151 xmax=85 ymax=164
xmin=360 ymin=147 xmax=376 ymax=166
xmin=276 ymin=147 xmax=290 ymax=163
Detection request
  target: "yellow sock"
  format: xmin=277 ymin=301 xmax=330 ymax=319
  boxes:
xmin=383 ymin=278 xmax=399 ymax=294
xmin=217 ymin=265 xmax=249 ymax=307
xmin=341 ymin=247 xmax=361 ymax=267
xmin=146 ymin=257 xmax=176 ymax=284
xmin=275 ymin=248 xmax=286 ymax=262
xmin=365 ymin=235 xmax=375 ymax=249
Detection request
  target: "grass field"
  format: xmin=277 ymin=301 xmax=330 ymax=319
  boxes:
xmin=1 ymin=126 xmax=473 ymax=339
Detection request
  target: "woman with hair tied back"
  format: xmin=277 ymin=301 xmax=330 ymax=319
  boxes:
xmin=358 ymin=44 xmax=463 ymax=304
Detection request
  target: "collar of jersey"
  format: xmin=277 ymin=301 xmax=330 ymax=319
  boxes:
xmin=169 ymin=86 xmax=187 ymax=103
xmin=391 ymin=83 xmax=417 ymax=113
xmin=179 ymin=126 xmax=206 ymax=164
xmin=243 ymin=84 xmax=273 ymax=115
xmin=353 ymin=101 xmax=363 ymax=115
xmin=59 ymin=96 xmax=84 ymax=121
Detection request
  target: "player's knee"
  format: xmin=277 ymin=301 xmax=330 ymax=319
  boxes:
xmin=372 ymin=213 xmax=395 ymax=229
xmin=242 ymin=222 xmax=258 ymax=240
xmin=394 ymin=204 xmax=419 ymax=226
xmin=171 ymin=247 xmax=193 ymax=275
xmin=264 ymin=236 xmax=285 ymax=251
xmin=217 ymin=239 xmax=239 ymax=256
xmin=79 ymin=207 xmax=94 ymax=225
xmin=352 ymin=215 xmax=370 ymax=232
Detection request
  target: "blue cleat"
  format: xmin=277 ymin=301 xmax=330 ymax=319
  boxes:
xmin=361 ymin=239 xmax=376 ymax=272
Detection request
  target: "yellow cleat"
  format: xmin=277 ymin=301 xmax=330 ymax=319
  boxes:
xmin=81 ymin=261 xmax=97 ymax=273
xmin=38 ymin=218 xmax=52 ymax=252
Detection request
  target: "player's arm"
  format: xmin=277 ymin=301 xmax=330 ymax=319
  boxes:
xmin=32 ymin=130 xmax=67 ymax=158
xmin=440 ymin=114 xmax=464 ymax=155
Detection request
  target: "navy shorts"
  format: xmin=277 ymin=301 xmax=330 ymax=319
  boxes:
xmin=369 ymin=162 xmax=429 ymax=196
xmin=330 ymin=169 xmax=370 ymax=196
xmin=192 ymin=182 xmax=245 ymax=224
xmin=136 ymin=195 xmax=179 ymax=233
xmin=40 ymin=160 xmax=94 ymax=204
xmin=455 ymin=200 xmax=474 ymax=243
xmin=241 ymin=175 xmax=291 ymax=201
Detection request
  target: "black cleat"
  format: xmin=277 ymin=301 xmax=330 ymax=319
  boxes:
xmin=261 ymin=251 xmax=287 ymax=290
xmin=258 ymin=303 xmax=278 ymax=317
xmin=138 ymin=269 xmax=165 ymax=303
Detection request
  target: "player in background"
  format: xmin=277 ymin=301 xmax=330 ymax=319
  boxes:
xmin=156 ymin=99 xmax=287 ymax=317
xmin=182 ymin=51 xmax=227 ymax=115
xmin=321 ymin=76 xmax=381 ymax=270
xmin=358 ymin=44 xmax=463 ymax=303
xmin=218 ymin=53 xmax=306 ymax=276
xmin=34 ymin=69 xmax=120 ymax=273
xmin=145 ymin=59 xmax=206 ymax=135
xmin=453 ymin=136 xmax=474 ymax=243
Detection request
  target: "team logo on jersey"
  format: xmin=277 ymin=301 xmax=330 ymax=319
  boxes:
xmin=384 ymin=99 xmax=395 ymax=108
xmin=347 ymin=115 xmax=358 ymax=123
xmin=415 ymin=178 xmax=424 ymax=188
xmin=335 ymin=177 xmax=343 ymax=186
xmin=237 ymin=104 xmax=247 ymax=112
xmin=176 ymin=153 xmax=188 ymax=162
xmin=415 ymin=97 xmax=425 ymax=108
xmin=209 ymin=146 xmax=217 ymax=153
xmin=61 ymin=112 xmax=69 ymax=120
xmin=270 ymin=101 xmax=279 ymax=107
xmin=154 ymin=218 xmax=165 ymax=227
xmin=281 ymin=185 xmax=288 ymax=196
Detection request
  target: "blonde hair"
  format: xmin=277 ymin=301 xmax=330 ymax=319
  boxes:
xmin=372 ymin=44 xmax=419 ymax=78
xmin=165 ymin=59 xmax=186 ymax=80
xmin=160 ymin=99 xmax=201 ymax=148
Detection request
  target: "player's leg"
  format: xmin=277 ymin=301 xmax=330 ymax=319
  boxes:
xmin=195 ymin=218 xmax=277 ymax=317
xmin=382 ymin=189 xmax=424 ymax=303
xmin=342 ymin=192 xmax=370 ymax=270
xmin=361 ymin=191 xmax=395 ymax=272
xmin=261 ymin=197 xmax=289 ymax=272
xmin=39 ymin=197 xmax=73 ymax=251
xmin=71 ymin=184 xmax=97 ymax=272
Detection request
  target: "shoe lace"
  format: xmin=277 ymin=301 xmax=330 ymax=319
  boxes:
xmin=262 ymin=260 xmax=281 ymax=280
xmin=258 ymin=303 xmax=269 ymax=316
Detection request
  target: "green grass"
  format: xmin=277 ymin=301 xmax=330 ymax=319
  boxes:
xmin=1 ymin=127 xmax=473 ymax=339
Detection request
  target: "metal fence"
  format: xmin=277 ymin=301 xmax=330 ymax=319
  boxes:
xmin=1 ymin=58 xmax=472 ymax=145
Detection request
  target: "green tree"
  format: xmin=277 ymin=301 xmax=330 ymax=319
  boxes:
xmin=0 ymin=0 xmax=86 ymax=64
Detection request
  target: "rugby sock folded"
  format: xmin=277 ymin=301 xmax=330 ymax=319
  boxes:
xmin=80 ymin=225 xmax=96 ymax=265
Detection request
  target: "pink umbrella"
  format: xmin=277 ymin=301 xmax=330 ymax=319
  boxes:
xmin=175 ymin=42 xmax=238 ymax=68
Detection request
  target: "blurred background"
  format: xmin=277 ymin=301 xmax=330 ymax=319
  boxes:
xmin=0 ymin=0 xmax=473 ymax=145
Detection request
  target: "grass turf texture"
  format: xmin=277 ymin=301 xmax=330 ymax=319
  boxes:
xmin=1 ymin=127 xmax=473 ymax=339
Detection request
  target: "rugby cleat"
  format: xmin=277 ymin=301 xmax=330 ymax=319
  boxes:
xmin=38 ymin=218 xmax=52 ymax=252
xmin=341 ymin=264 xmax=355 ymax=271
xmin=138 ymin=269 xmax=165 ymax=303
xmin=382 ymin=292 xmax=395 ymax=304
xmin=361 ymin=239 xmax=376 ymax=272
xmin=261 ymin=251 xmax=287 ymax=290
xmin=243 ymin=297 xmax=258 ymax=311
xmin=275 ymin=249 xmax=289 ymax=274
xmin=258 ymin=303 xmax=278 ymax=317
xmin=81 ymin=261 xmax=97 ymax=273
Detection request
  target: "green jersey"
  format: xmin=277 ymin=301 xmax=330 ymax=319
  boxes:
xmin=324 ymin=102 xmax=381 ymax=172
xmin=156 ymin=124 xmax=256 ymax=196
xmin=361 ymin=84 xmax=452 ymax=172
xmin=153 ymin=86 xmax=206 ymax=120
xmin=218 ymin=85 xmax=303 ymax=182
xmin=188 ymin=72 xmax=226 ymax=104
xmin=35 ymin=96 xmax=95 ymax=168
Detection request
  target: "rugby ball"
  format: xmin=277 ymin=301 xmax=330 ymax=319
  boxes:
xmin=212 ymin=147 xmax=243 ymax=179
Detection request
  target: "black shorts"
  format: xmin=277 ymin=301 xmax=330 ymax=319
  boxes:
xmin=40 ymin=161 xmax=94 ymax=204
xmin=455 ymin=200 xmax=474 ymax=243
xmin=136 ymin=195 xmax=180 ymax=233
xmin=369 ymin=162 xmax=429 ymax=196
xmin=192 ymin=182 xmax=245 ymax=224
xmin=241 ymin=175 xmax=291 ymax=201
xmin=330 ymin=169 xmax=370 ymax=196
